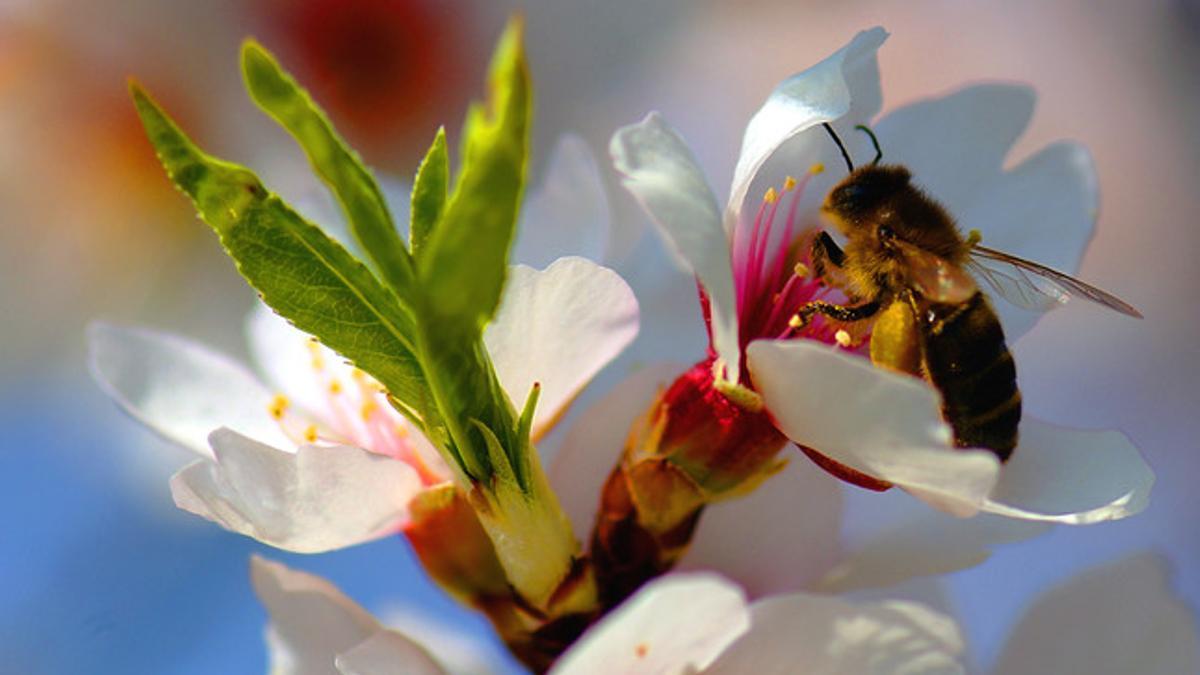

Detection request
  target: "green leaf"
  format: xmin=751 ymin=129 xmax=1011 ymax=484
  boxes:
xmin=239 ymin=40 xmax=417 ymax=302
xmin=410 ymin=127 xmax=449 ymax=257
xmin=418 ymin=17 xmax=530 ymax=332
xmin=130 ymin=82 xmax=449 ymax=455
xmin=416 ymin=328 xmax=513 ymax=482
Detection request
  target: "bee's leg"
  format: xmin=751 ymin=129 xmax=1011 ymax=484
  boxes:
xmin=791 ymin=298 xmax=881 ymax=332
xmin=810 ymin=231 xmax=846 ymax=283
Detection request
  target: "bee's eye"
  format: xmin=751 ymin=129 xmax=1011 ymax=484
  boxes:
xmin=878 ymin=225 xmax=895 ymax=241
xmin=841 ymin=184 xmax=866 ymax=203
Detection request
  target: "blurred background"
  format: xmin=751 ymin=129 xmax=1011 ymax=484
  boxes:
xmin=1 ymin=0 xmax=1197 ymax=672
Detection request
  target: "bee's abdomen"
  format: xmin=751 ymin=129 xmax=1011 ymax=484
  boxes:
xmin=922 ymin=293 xmax=1020 ymax=461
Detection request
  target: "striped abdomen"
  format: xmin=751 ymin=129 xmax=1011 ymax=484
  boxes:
xmin=920 ymin=292 xmax=1020 ymax=461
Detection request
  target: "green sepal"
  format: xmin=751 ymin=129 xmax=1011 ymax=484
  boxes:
xmin=418 ymin=17 xmax=529 ymax=332
xmin=514 ymin=382 xmax=541 ymax=490
xmin=239 ymin=40 xmax=417 ymax=302
xmin=410 ymin=127 xmax=449 ymax=258
xmin=471 ymin=418 xmax=519 ymax=491
xmin=130 ymin=82 xmax=445 ymax=445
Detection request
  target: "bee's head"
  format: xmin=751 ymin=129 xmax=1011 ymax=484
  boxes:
xmin=821 ymin=165 xmax=912 ymax=236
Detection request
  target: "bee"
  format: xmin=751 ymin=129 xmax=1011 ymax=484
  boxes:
xmin=795 ymin=123 xmax=1141 ymax=461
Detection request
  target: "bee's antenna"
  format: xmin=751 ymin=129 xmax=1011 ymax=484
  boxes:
xmin=821 ymin=123 xmax=855 ymax=173
xmin=855 ymin=125 xmax=882 ymax=165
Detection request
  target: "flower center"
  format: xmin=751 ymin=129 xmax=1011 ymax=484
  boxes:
xmin=731 ymin=167 xmax=869 ymax=358
xmin=265 ymin=337 xmax=446 ymax=484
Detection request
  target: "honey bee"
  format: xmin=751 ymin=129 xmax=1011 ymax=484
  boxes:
xmin=796 ymin=123 xmax=1141 ymax=461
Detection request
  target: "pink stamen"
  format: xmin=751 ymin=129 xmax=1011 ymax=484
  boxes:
xmin=769 ymin=175 xmax=811 ymax=287
xmin=736 ymin=198 xmax=773 ymax=313
xmin=749 ymin=193 xmax=782 ymax=300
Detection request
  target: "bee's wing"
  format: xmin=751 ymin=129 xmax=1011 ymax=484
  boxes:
xmin=967 ymin=244 xmax=1142 ymax=318
xmin=891 ymin=239 xmax=978 ymax=304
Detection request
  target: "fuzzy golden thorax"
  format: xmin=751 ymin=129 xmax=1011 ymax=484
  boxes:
xmin=821 ymin=164 xmax=968 ymax=299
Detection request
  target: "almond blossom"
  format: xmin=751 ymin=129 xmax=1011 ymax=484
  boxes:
xmin=246 ymin=552 xmax=1197 ymax=675
xmin=609 ymin=27 xmax=1151 ymax=522
xmin=89 ymin=254 xmax=637 ymax=553
xmin=249 ymin=557 xmax=967 ymax=675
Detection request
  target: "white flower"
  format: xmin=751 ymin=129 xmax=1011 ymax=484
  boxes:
xmin=550 ymin=361 xmax=1049 ymax=598
xmin=609 ymin=27 xmax=1151 ymax=522
xmin=89 ymin=134 xmax=636 ymax=552
xmin=249 ymin=557 xmax=967 ymax=675
xmin=247 ymin=553 xmax=1197 ymax=675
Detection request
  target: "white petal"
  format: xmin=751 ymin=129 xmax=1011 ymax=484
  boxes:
xmin=747 ymin=340 xmax=1000 ymax=516
xmin=485 ymin=257 xmax=639 ymax=441
xmin=246 ymin=302 xmax=329 ymax=415
xmin=726 ymin=28 xmax=887 ymax=229
xmin=610 ymin=112 xmax=740 ymax=382
xmin=612 ymin=231 xmax=711 ymax=366
xmin=336 ymin=631 xmax=447 ymax=675
xmin=88 ymin=322 xmax=289 ymax=458
xmin=873 ymin=84 xmax=1036 ymax=219
xmin=994 ymin=555 xmax=1198 ymax=675
xmin=551 ymin=573 xmax=750 ymax=675
xmin=549 ymin=363 xmax=685 ymax=542
xmin=378 ymin=605 xmax=517 ymax=675
xmin=707 ymin=594 xmax=964 ymax=675
xmin=250 ymin=556 xmax=444 ymax=675
xmin=171 ymin=428 xmax=423 ymax=552
xmin=514 ymin=135 xmax=611 ymax=267
xmin=958 ymin=142 xmax=1098 ymax=341
xmin=680 ymin=458 xmax=845 ymax=597
xmin=815 ymin=512 xmax=1049 ymax=594
xmin=982 ymin=419 xmax=1152 ymax=523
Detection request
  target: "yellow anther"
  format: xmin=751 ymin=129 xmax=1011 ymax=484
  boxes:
xmin=268 ymin=394 xmax=290 ymax=420
xmin=793 ymin=262 xmax=810 ymax=278
xmin=835 ymin=329 xmax=852 ymax=347
xmin=394 ymin=423 xmax=410 ymax=438
xmin=764 ymin=187 xmax=778 ymax=204
xmin=329 ymin=379 xmax=343 ymax=395
xmin=810 ymin=162 xmax=825 ymax=175
xmin=361 ymin=401 xmax=378 ymax=421
xmin=965 ymin=229 xmax=983 ymax=247
xmin=788 ymin=314 xmax=804 ymax=329
xmin=351 ymin=368 xmax=366 ymax=382
xmin=303 ymin=425 xmax=319 ymax=443
xmin=783 ymin=175 xmax=797 ymax=191
xmin=306 ymin=338 xmax=325 ymax=370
